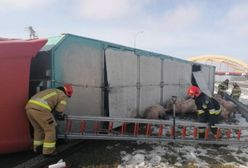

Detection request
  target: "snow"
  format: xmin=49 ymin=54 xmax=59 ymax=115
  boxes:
xmin=117 ymin=133 xmax=248 ymax=167
xmin=117 ymin=87 xmax=248 ymax=168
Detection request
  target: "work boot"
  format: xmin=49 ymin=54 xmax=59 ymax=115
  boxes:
xmin=43 ymin=151 xmax=58 ymax=157
xmin=34 ymin=145 xmax=43 ymax=154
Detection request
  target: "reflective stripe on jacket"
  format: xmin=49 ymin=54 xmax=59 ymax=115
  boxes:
xmin=25 ymin=88 xmax=68 ymax=112
xmin=197 ymin=109 xmax=205 ymax=115
xmin=209 ymin=108 xmax=221 ymax=115
xmin=195 ymin=92 xmax=221 ymax=116
xmin=28 ymin=99 xmax=52 ymax=111
xmin=231 ymin=87 xmax=241 ymax=97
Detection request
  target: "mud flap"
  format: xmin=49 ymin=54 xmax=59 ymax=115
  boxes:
xmin=193 ymin=71 xmax=212 ymax=97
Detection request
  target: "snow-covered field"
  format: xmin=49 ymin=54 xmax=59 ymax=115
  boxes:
xmin=117 ymin=85 xmax=248 ymax=168
xmin=239 ymin=88 xmax=248 ymax=105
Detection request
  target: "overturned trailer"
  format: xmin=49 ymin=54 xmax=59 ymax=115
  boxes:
xmin=30 ymin=33 xmax=215 ymax=120
xmin=29 ymin=34 xmax=248 ymax=145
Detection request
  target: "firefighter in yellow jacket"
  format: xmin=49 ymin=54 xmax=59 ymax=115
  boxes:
xmin=217 ymin=79 xmax=229 ymax=98
xmin=25 ymin=84 xmax=73 ymax=156
xmin=231 ymin=82 xmax=241 ymax=100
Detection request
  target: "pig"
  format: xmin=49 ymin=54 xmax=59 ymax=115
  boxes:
xmin=214 ymin=94 xmax=237 ymax=117
xmin=165 ymin=98 xmax=197 ymax=114
xmin=165 ymin=96 xmax=233 ymax=121
xmin=220 ymin=105 xmax=230 ymax=120
xmin=143 ymin=104 xmax=167 ymax=119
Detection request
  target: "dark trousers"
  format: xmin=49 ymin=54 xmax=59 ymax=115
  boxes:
xmin=198 ymin=112 xmax=220 ymax=138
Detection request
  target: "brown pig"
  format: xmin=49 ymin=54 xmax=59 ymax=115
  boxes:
xmin=214 ymin=94 xmax=237 ymax=115
xmin=143 ymin=104 xmax=167 ymax=119
xmin=165 ymin=96 xmax=232 ymax=121
xmin=220 ymin=105 xmax=230 ymax=120
xmin=165 ymin=98 xmax=197 ymax=114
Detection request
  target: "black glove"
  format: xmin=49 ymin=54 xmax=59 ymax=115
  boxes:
xmin=53 ymin=110 xmax=66 ymax=121
xmin=57 ymin=113 xmax=66 ymax=121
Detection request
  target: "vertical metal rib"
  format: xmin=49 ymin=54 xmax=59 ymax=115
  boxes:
xmin=103 ymin=46 xmax=109 ymax=117
xmin=136 ymin=54 xmax=141 ymax=116
xmin=160 ymin=59 xmax=164 ymax=105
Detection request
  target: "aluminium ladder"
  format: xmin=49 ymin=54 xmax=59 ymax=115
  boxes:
xmin=57 ymin=115 xmax=248 ymax=145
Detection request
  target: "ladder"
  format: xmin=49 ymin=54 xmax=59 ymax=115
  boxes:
xmin=57 ymin=115 xmax=248 ymax=145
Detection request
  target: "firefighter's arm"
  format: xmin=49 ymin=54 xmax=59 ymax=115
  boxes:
xmin=55 ymin=93 xmax=68 ymax=112
xmin=206 ymin=98 xmax=217 ymax=114
xmin=53 ymin=110 xmax=66 ymax=120
xmin=54 ymin=93 xmax=68 ymax=120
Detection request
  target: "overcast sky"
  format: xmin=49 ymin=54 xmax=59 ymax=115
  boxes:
xmin=1 ymin=0 xmax=248 ymax=61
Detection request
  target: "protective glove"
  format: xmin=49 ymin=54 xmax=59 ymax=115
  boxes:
xmin=57 ymin=113 xmax=66 ymax=121
xmin=53 ymin=110 xmax=66 ymax=121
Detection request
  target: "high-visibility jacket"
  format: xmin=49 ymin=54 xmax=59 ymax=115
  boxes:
xmin=25 ymin=89 xmax=68 ymax=113
xmin=231 ymin=86 xmax=241 ymax=98
xmin=194 ymin=92 xmax=221 ymax=136
xmin=195 ymin=92 xmax=221 ymax=116
xmin=218 ymin=81 xmax=228 ymax=92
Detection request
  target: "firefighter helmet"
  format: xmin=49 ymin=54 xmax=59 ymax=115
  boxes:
xmin=63 ymin=84 xmax=73 ymax=97
xmin=187 ymin=85 xmax=201 ymax=97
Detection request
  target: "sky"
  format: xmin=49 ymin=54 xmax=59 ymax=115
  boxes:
xmin=1 ymin=0 xmax=248 ymax=62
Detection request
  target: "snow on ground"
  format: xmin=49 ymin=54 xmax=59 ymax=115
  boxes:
xmin=117 ymin=86 xmax=248 ymax=168
xmin=239 ymin=89 xmax=248 ymax=105
xmin=117 ymin=115 xmax=248 ymax=168
xmin=117 ymin=141 xmax=248 ymax=167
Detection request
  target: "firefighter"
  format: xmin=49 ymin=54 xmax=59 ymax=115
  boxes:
xmin=187 ymin=85 xmax=221 ymax=139
xmin=25 ymin=84 xmax=73 ymax=156
xmin=217 ymin=79 xmax=229 ymax=98
xmin=231 ymin=82 xmax=241 ymax=100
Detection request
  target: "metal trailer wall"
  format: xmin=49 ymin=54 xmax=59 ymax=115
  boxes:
xmin=52 ymin=36 xmax=104 ymax=118
xmin=36 ymin=34 xmax=215 ymax=123
xmin=201 ymin=65 xmax=215 ymax=94
xmin=193 ymin=65 xmax=215 ymax=97
xmin=106 ymin=48 xmax=193 ymax=118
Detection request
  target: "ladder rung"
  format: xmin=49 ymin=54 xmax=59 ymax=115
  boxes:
xmin=108 ymin=122 xmax=113 ymax=133
xmin=226 ymin=129 xmax=232 ymax=139
xmin=158 ymin=124 xmax=163 ymax=137
xmin=193 ymin=127 xmax=198 ymax=139
xmin=121 ymin=123 xmax=127 ymax=135
xmin=80 ymin=121 xmax=86 ymax=134
xmin=205 ymin=127 xmax=209 ymax=140
xmin=182 ymin=126 xmax=186 ymax=139
xmin=133 ymin=123 xmax=139 ymax=136
xmin=146 ymin=124 xmax=152 ymax=137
